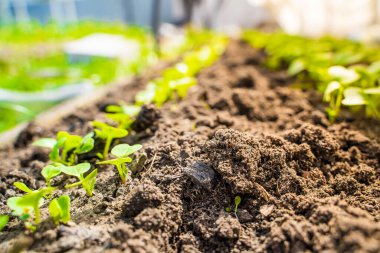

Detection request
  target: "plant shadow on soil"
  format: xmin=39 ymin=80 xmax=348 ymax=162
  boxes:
xmin=0 ymin=40 xmax=380 ymax=252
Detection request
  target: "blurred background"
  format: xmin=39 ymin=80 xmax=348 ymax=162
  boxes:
xmin=1 ymin=0 xmax=380 ymax=133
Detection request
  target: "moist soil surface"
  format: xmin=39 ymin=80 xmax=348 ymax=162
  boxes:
xmin=1 ymin=40 xmax=380 ymax=253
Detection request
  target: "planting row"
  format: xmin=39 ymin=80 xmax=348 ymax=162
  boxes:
xmin=243 ymin=30 xmax=380 ymax=122
xmin=0 ymin=34 xmax=227 ymax=232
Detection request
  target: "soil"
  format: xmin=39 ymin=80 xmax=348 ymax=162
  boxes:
xmin=1 ymin=40 xmax=380 ymax=253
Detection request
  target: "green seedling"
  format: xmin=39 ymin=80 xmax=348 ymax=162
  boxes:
xmin=33 ymin=131 xmax=94 ymax=165
xmin=105 ymin=104 xmax=141 ymax=129
xmin=49 ymin=195 xmax=70 ymax=224
xmin=0 ymin=215 xmax=9 ymax=231
xmin=7 ymin=182 xmax=55 ymax=224
xmin=135 ymin=82 xmax=157 ymax=105
xmin=41 ymin=164 xmax=62 ymax=187
xmin=59 ymin=163 xmax=97 ymax=196
xmin=91 ymin=121 xmax=128 ymax=160
xmin=97 ymin=144 xmax=142 ymax=184
xmin=234 ymin=196 xmax=241 ymax=214
xmin=169 ymin=76 xmax=197 ymax=98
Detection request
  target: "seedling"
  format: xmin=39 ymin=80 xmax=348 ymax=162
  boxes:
xmin=105 ymin=104 xmax=141 ymax=129
xmin=49 ymin=195 xmax=70 ymax=224
xmin=41 ymin=164 xmax=62 ymax=187
xmin=33 ymin=131 xmax=94 ymax=165
xmin=7 ymin=182 xmax=55 ymax=224
xmin=234 ymin=196 xmax=241 ymax=215
xmin=91 ymin=121 xmax=128 ymax=160
xmin=0 ymin=215 xmax=9 ymax=231
xmin=97 ymin=144 xmax=142 ymax=184
xmin=59 ymin=163 xmax=97 ymax=196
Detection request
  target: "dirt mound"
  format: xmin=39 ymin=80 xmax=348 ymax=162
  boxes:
xmin=1 ymin=40 xmax=380 ymax=252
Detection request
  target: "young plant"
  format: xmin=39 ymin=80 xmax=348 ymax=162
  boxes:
xmin=91 ymin=121 xmax=128 ymax=160
xmin=59 ymin=163 xmax=97 ymax=196
xmin=49 ymin=195 xmax=70 ymax=224
xmin=234 ymin=196 xmax=241 ymax=215
xmin=97 ymin=144 xmax=142 ymax=184
xmin=41 ymin=164 xmax=62 ymax=187
xmin=0 ymin=215 xmax=9 ymax=231
xmin=33 ymin=131 xmax=94 ymax=165
xmin=7 ymin=182 xmax=55 ymax=225
xmin=105 ymin=103 xmax=141 ymax=129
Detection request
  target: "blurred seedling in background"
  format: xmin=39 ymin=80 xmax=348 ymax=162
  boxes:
xmin=97 ymin=144 xmax=142 ymax=184
xmin=59 ymin=163 xmax=97 ymax=197
xmin=7 ymin=182 xmax=55 ymax=228
xmin=33 ymin=131 xmax=94 ymax=165
xmin=49 ymin=195 xmax=70 ymax=224
xmin=0 ymin=215 xmax=9 ymax=231
xmin=234 ymin=196 xmax=241 ymax=216
xmin=42 ymin=164 xmax=62 ymax=187
xmin=91 ymin=121 xmax=128 ymax=160
xmin=105 ymin=103 xmax=141 ymax=129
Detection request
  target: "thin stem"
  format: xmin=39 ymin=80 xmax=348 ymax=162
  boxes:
xmin=34 ymin=204 xmax=40 ymax=224
xmin=103 ymin=137 xmax=112 ymax=160
xmin=65 ymin=181 xmax=82 ymax=189
xmin=116 ymin=164 xmax=126 ymax=184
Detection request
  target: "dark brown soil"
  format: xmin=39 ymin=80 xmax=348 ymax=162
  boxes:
xmin=1 ymin=40 xmax=380 ymax=253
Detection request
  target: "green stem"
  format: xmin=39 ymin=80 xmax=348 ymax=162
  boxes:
xmin=103 ymin=137 xmax=112 ymax=160
xmin=117 ymin=163 xmax=126 ymax=184
xmin=34 ymin=204 xmax=40 ymax=224
xmin=332 ymin=87 xmax=344 ymax=123
xmin=65 ymin=181 xmax=82 ymax=189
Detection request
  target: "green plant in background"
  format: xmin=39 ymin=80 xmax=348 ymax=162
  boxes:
xmin=41 ymin=164 xmax=62 ymax=187
xmin=91 ymin=121 xmax=128 ymax=160
xmin=59 ymin=163 xmax=97 ymax=197
xmin=105 ymin=103 xmax=141 ymax=129
xmin=243 ymin=30 xmax=380 ymax=121
xmin=0 ymin=215 xmax=9 ymax=231
xmin=97 ymin=144 xmax=142 ymax=184
xmin=7 ymin=182 xmax=55 ymax=226
xmin=33 ymin=132 xmax=94 ymax=165
xmin=49 ymin=195 xmax=70 ymax=224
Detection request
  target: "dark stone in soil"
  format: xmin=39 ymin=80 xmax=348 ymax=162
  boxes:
xmin=183 ymin=161 xmax=217 ymax=191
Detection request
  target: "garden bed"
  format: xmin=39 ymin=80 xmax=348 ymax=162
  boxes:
xmin=1 ymin=40 xmax=380 ymax=252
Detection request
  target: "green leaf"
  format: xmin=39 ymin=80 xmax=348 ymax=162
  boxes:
xmin=82 ymin=169 xmax=97 ymax=196
xmin=135 ymin=82 xmax=156 ymax=105
xmin=77 ymin=132 xmax=94 ymax=154
xmin=323 ymin=81 xmax=341 ymax=102
xmin=97 ymin=157 xmax=132 ymax=166
xmin=41 ymin=165 xmax=61 ymax=184
xmin=121 ymin=105 xmax=141 ymax=117
xmin=0 ymin=215 xmax=9 ymax=231
xmin=7 ymin=197 xmax=25 ymax=216
xmin=288 ymin=59 xmax=305 ymax=76
xmin=32 ymin=138 xmax=57 ymax=149
xmin=111 ymin=144 xmax=142 ymax=158
xmin=367 ymin=60 xmax=380 ymax=74
xmin=342 ymin=87 xmax=367 ymax=106
xmin=364 ymin=87 xmax=380 ymax=94
xmin=49 ymin=195 xmax=70 ymax=224
xmin=14 ymin=182 xmax=33 ymax=193
xmin=234 ymin=196 xmax=241 ymax=213
xmin=60 ymin=163 xmax=91 ymax=178
xmin=328 ymin=66 xmax=359 ymax=84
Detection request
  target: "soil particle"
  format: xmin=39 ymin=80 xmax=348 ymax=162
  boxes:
xmin=215 ymin=214 xmax=241 ymax=239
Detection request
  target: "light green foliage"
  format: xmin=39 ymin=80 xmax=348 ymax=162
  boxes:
xmin=92 ymin=121 xmax=128 ymax=159
xmin=7 ymin=182 xmax=55 ymax=224
xmin=97 ymin=144 xmax=142 ymax=184
xmin=41 ymin=164 xmax=62 ymax=187
xmin=135 ymin=36 xmax=227 ymax=108
xmin=234 ymin=196 xmax=241 ymax=214
xmin=59 ymin=163 xmax=97 ymax=196
xmin=105 ymin=103 xmax=141 ymax=129
xmin=49 ymin=195 xmax=70 ymax=224
xmin=243 ymin=30 xmax=380 ymax=122
xmin=0 ymin=215 xmax=9 ymax=231
xmin=33 ymin=132 xmax=94 ymax=165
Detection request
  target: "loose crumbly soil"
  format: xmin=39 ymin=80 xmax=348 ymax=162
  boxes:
xmin=1 ymin=40 xmax=380 ymax=253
